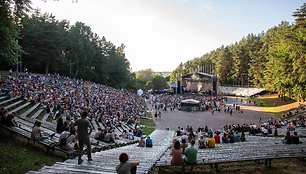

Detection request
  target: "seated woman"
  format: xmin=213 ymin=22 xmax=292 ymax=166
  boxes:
xmin=120 ymin=130 xmax=128 ymax=139
xmin=6 ymin=113 xmax=19 ymax=127
xmin=116 ymin=152 xmax=139 ymax=174
xmin=66 ymin=129 xmax=79 ymax=150
xmin=180 ymin=138 xmax=188 ymax=154
xmin=240 ymin=132 xmax=246 ymax=142
xmin=198 ymin=135 xmax=207 ymax=149
xmin=222 ymin=133 xmax=229 ymax=143
xmin=59 ymin=127 xmax=78 ymax=151
xmin=137 ymin=136 xmax=145 ymax=147
xmin=31 ymin=121 xmax=55 ymax=141
xmin=94 ymin=127 xmax=105 ymax=141
xmin=170 ymin=140 xmax=183 ymax=165
xmin=104 ymin=130 xmax=115 ymax=143
xmin=59 ymin=127 xmax=70 ymax=147
xmin=292 ymin=132 xmax=303 ymax=144
xmin=127 ymin=129 xmax=134 ymax=140
xmin=283 ymin=131 xmax=292 ymax=144
xmin=287 ymin=123 xmax=296 ymax=131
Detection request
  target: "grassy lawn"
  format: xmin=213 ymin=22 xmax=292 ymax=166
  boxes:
xmin=140 ymin=110 xmax=155 ymax=136
xmin=252 ymin=95 xmax=305 ymax=117
xmin=0 ymin=71 xmax=8 ymax=76
xmin=0 ymin=129 xmax=65 ymax=174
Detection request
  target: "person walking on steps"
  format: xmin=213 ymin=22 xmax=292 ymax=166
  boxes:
xmin=74 ymin=111 xmax=93 ymax=164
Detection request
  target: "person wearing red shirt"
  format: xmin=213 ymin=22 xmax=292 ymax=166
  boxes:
xmin=214 ymin=130 xmax=221 ymax=144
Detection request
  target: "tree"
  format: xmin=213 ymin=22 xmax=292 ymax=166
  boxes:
xmin=20 ymin=11 xmax=69 ymax=74
xmin=152 ymin=74 xmax=167 ymax=90
xmin=0 ymin=0 xmax=30 ymax=69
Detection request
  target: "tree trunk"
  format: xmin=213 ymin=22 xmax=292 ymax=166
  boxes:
xmin=45 ymin=61 xmax=49 ymax=74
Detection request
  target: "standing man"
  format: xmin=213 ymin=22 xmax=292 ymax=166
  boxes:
xmin=74 ymin=111 xmax=93 ymax=164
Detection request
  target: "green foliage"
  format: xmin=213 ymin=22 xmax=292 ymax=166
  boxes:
xmin=0 ymin=0 xmax=30 ymax=67
xmin=0 ymin=131 xmax=64 ymax=174
xmin=16 ymin=10 xmax=133 ymax=88
xmin=171 ymin=3 xmax=306 ymax=101
xmin=152 ymin=74 xmax=167 ymax=90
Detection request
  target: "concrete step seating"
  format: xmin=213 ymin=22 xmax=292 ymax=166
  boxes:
xmin=252 ymin=126 xmax=306 ymax=138
xmin=20 ymin=103 xmax=40 ymax=118
xmin=27 ymin=130 xmax=175 ymax=174
xmin=8 ymin=102 xmax=31 ymax=114
xmin=42 ymin=107 xmax=54 ymax=122
xmin=0 ymin=96 xmax=20 ymax=106
xmin=0 ymin=98 xmax=139 ymax=154
xmin=156 ymin=135 xmax=306 ymax=171
xmin=31 ymin=108 xmax=45 ymax=119
xmin=0 ymin=95 xmax=8 ymax=101
xmin=3 ymin=99 xmax=24 ymax=110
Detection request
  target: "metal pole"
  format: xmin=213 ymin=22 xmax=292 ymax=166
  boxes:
xmin=247 ymin=75 xmax=249 ymax=98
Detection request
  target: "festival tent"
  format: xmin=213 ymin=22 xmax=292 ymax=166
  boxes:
xmin=180 ymin=99 xmax=201 ymax=111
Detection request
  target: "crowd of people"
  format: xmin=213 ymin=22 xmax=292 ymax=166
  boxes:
xmin=0 ymin=73 xmax=145 ymax=131
xmin=149 ymin=94 xmax=229 ymax=113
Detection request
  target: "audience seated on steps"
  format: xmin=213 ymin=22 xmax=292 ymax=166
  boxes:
xmin=0 ymin=73 xmax=145 ymax=133
xmin=6 ymin=112 xmax=20 ymax=127
xmin=0 ymin=107 xmax=8 ymax=125
xmin=120 ymin=130 xmax=128 ymax=139
xmin=207 ymin=134 xmax=216 ymax=148
xmin=116 ymin=152 xmax=139 ymax=174
xmin=31 ymin=121 xmax=55 ymax=141
xmin=170 ymin=140 xmax=183 ymax=166
xmin=222 ymin=132 xmax=229 ymax=143
xmin=128 ymin=129 xmax=134 ymax=140
xmin=292 ymin=131 xmax=303 ymax=144
xmin=104 ymin=130 xmax=116 ymax=143
xmin=234 ymin=132 xmax=241 ymax=142
xmin=283 ymin=131 xmax=293 ymax=144
xmin=198 ymin=134 xmax=207 ymax=149
xmin=58 ymin=127 xmax=79 ymax=151
xmin=214 ymin=130 xmax=221 ymax=144
xmin=180 ymin=138 xmax=188 ymax=154
xmin=184 ymin=139 xmax=197 ymax=165
xmin=137 ymin=136 xmax=145 ymax=147
xmin=145 ymin=136 xmax=153 ymax=147
xmin=94 ymin=127 xmax=105 ymax=141
xmin=240 ymin=132 xmax=246 ymax=142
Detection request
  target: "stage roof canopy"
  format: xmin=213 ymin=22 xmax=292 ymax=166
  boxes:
xmin=181 ymin=72 xmax=213 ymax=79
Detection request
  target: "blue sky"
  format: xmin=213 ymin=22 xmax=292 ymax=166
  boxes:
xmin=31 ymin=0 xmax=304 ymax=72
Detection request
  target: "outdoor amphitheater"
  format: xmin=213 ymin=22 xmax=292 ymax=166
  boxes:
xmin=0 ymin=73 xmax=306 ymax=174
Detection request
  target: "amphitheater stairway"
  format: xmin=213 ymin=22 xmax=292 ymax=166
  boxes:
xmin=26 ymin=130 xmax=175 ymax=174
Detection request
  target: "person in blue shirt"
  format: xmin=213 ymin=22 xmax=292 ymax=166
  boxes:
xmin=146 ymin=136 xmax=153 ymax=147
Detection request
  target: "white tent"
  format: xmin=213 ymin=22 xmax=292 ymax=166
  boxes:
xmin=181 ymin=99 xmax=200 ymax=104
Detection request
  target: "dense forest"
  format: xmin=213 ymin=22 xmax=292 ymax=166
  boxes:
xmin=0 ymin=1 xmax=305 ymax=100
xmin=170 ymin=3 xmax=306 ymax=101
xmin=0 ymin=1 xmax=135 ymax=89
